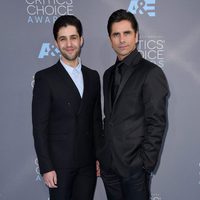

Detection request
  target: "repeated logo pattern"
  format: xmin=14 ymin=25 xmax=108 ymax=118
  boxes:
xmin=128 ymin=0 xmax=156 ymax=17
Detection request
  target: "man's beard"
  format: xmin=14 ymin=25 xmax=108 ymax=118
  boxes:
xmin=62 ymin=49 xmax=81 ymax=61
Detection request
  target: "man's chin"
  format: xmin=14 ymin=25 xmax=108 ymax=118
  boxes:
xmin=63 ymin=55 xmax=77 ymax=61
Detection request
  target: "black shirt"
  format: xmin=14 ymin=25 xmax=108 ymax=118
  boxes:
xmin=112 ymin=49 xmax=140 ymax=103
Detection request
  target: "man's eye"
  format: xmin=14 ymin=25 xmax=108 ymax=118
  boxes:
xmin=71 ymin=36 xmax=78 ymax=40
xmin=113 ymin=33 xmax=119 ymax=37
xmin=124 ymin=32 xmax=130 ymax=35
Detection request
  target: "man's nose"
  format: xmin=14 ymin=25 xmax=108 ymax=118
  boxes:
xmin=66 ymin=39 xmax=72 ymax=46
xmin=119 ymin=34 xmax=125 ymax=43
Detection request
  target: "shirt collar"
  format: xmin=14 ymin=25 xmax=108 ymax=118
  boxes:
xmin=60 ymin=57 xmax=82 ymax=73
xmin=115 ymin=48 xmax=139 ymax=67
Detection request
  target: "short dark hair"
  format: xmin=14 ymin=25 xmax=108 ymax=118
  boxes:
xmin=53 ymin=15 xmax=83 ymax=40
xmin=107 ymin=9 xmax=139 ymax=36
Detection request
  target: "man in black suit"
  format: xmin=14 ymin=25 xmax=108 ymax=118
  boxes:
xmin=97 ymin=9 xmax=169 ymax=200
xmin=32 ymin=15 xmax=102 ymax=200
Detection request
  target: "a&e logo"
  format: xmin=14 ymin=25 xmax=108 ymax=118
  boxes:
xmin=151 ymin=193 xmax=161 ymax=200
xmin=38 ymin=43 xmax=60 ymax=59
xmin=128 ymin=0 xmax=156 ymax=17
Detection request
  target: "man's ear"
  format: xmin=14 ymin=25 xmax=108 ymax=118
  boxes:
xmin=80 ymin=36 xmax=84 ymax=47
xmin=136 ymin=32 xmax=139 ymax=44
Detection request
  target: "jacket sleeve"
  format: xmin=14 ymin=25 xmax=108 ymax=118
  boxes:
xmin=32 ymin=72 xmax=54 ymax=174
xmin=141 ymin=67 xmax=169 ymax=172
xmin=93 ymin=71 xmax=103 ymax=159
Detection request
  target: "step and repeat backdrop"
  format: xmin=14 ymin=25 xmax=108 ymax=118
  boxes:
xmin=0 ymin=0 xmax=200 ymax=199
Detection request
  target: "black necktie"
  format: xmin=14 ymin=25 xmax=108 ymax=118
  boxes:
xmin=112 ymin=63 xmax=122 ymax=103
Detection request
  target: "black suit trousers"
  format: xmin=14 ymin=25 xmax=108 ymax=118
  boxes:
xmin=49 ymin=164 xmax=96 ymax=200
xmin=101 ymin=167 xmax=150 ymax=200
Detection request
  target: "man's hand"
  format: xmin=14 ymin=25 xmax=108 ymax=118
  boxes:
xmin=43 ymin=170 xmax=58 ymax=188
xmin=96 ymin=160 xmax=100 ymax=177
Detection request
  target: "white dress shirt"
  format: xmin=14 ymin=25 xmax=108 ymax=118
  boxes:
xmin=60 ymin=58 xmax=84 ymax=98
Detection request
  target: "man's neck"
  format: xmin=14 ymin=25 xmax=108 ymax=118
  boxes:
xmin=61 ymin=56 xmax=79 ymax=68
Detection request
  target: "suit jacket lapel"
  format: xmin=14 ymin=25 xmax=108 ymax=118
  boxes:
xmin=56 ymin=61 xmax=81 ymax=97
xmin=105 ymin=66 xmax=115 ymax=116
xmin=55 ymin=61 xmax=81 ymax=113
xmin=112 ymin=53 xmax=142 ymax=108
xmin=77 ymin=66 xmax=89 ymax=114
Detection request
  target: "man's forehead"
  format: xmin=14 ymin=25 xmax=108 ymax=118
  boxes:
xmin=58 ymin=26 xmax=78 ymax=33
xmin=111 ymin=21 xmax=134 ymax=31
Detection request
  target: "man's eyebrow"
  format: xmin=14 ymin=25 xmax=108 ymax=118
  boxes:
xmin=124 ymin=30 xmax=132 ymax=34
xmin=112 ymin=32 xmax=120 ymax=35
xmin=112 ymin=30 xmax=133 ymax=35
xmin=58 ymin=35 xmax=66 ymax=39
xmin=58 ymin=34 xmax=79 ymax=39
